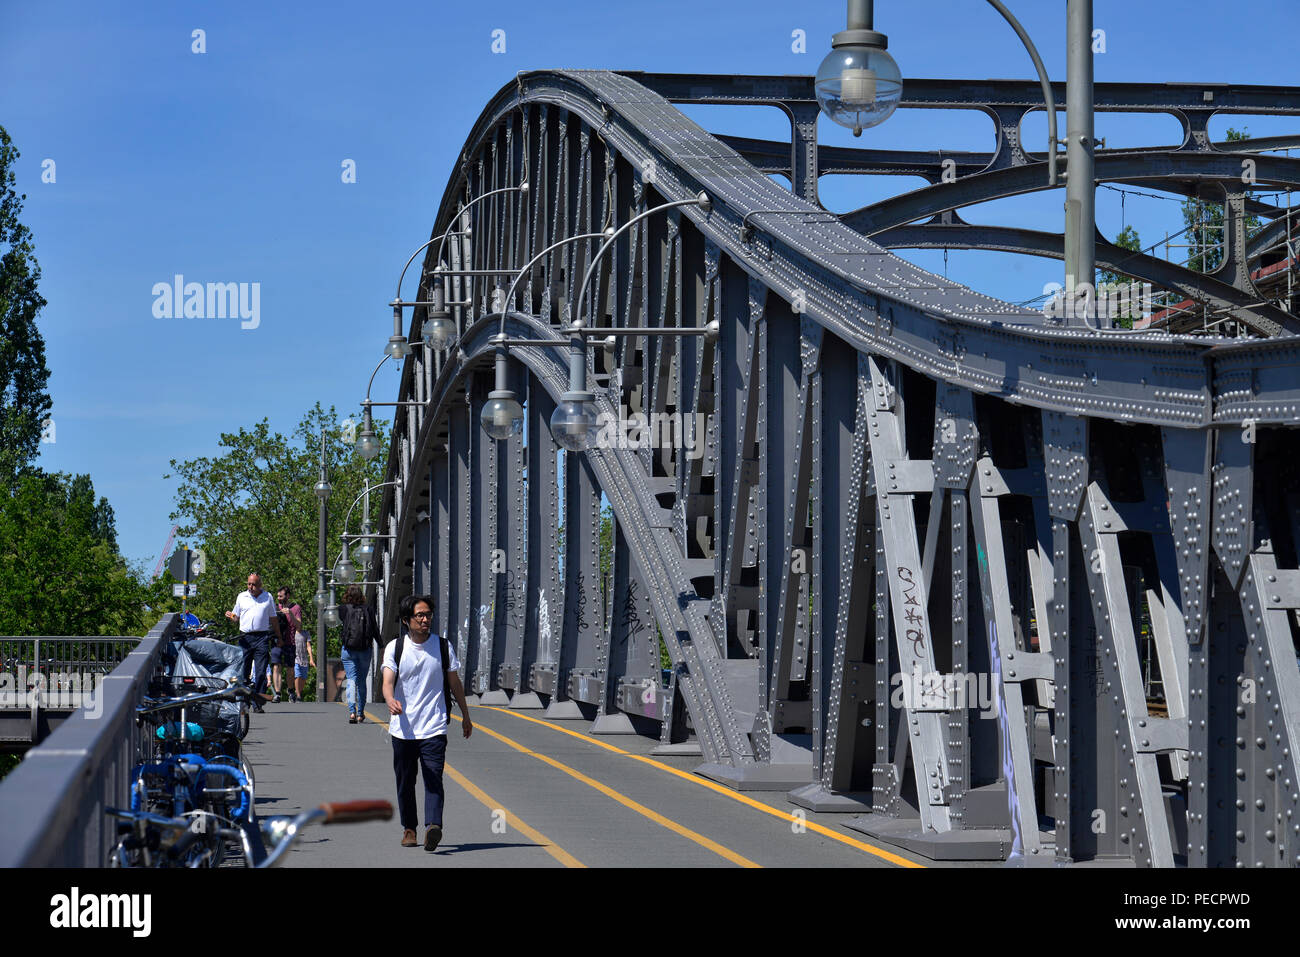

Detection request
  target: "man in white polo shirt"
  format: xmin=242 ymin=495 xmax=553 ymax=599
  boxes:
xmin=382 ymin=593 xmax=471 ymax=852
xmin=225 ymin=572 xmax=282 ymax=713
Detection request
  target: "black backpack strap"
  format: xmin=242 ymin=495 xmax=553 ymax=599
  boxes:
xmin=439 ymin=635 xmax=452 ymax=711
xmin=391 ymin=632 xmax=406 ymax=684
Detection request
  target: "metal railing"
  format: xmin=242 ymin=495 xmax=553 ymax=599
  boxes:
xmin=0 ymin=614 xmax=178 ymax=867
xmin=1 ymin=637 xmax=140 ymax=709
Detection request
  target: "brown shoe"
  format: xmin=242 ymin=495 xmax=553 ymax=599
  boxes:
xmin=401 ymin=828 xmax=417 ymax=847
xmin=424 ymin=825 xmax=442 ymax=852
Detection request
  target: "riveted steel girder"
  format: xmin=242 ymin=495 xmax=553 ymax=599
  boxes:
xmin=371 ymin=71 xmax=1300 ymax=868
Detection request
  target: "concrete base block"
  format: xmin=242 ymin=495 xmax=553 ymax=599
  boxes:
xmin=787 ymin=783 xmax=875 ymax=813
xmin=695 ymin=762 xmax=814 ymax=791
xmin=543 ymin=699 xmax=585 ymax=719
xmin=590 ymin=712 xmax=639 ymax=735
xmin=844 ymin=815 xmax=1012 ymax=861
xmin=463 ymin=694 xmax=481 ymax=707
xmin=476 ymin=690 xmax=511 ymax=705
xmin=650 ymin=741 xmax=703 ymax=756
xmin=508 ymin=691 xmax=544 ymax=710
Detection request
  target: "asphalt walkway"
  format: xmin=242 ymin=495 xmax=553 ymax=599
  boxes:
xmin=242 ymin=697 xmax=940 ymax=868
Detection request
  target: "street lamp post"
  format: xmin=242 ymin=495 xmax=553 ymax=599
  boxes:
xmin=552 ymin=194 xmax=714 ymax=449
xmin=314 ymin=428 xmax=330 ymax=702
xmin=1065 ymin=0 xmax=1100 ymax=327
xmin=815 ymin=0 xmax=903 ymax=136
xmin=468 ymin=198 xmax=716 ymax=451
xmin=389 ymin=183 xmax=530 ymax=357
xmin=816 ymin=1 xmax=1096 ymax=323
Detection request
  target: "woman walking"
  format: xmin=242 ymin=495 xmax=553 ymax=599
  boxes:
xmin=338 ymin=584 xmax=381 ymax=723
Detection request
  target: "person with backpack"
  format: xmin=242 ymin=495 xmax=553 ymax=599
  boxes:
xmin=338 ymin=584 xmax=381 ymax=723
xmin=382 ymin=594 xmax=471 ymax=851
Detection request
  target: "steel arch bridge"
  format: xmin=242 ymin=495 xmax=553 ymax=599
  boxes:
xmin=370 ymin=70 xmax=1300 ymax=868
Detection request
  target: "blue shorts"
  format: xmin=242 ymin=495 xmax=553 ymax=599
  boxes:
xmin=269 ymin=646 xmax=284 ymax=665
xmin=294 ymin=663 xmax=309 ymax=679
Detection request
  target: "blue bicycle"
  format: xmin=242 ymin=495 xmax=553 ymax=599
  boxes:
xmin=122 ymin=685 xmax=257 ymax=866
xmin=106 ymin=800 xmax=393 ymax=868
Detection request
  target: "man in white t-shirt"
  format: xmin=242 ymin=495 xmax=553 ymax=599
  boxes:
xmin=382 ymin=594 xmax=471 ymax=851
xmin=224 ymin=572 xmax=282 ymax=713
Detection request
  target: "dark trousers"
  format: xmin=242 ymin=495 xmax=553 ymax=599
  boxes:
xmin=392 ymin=735 xmax=447 ymax=830
xmin=239 ymin=632 xmax=271 ymax=695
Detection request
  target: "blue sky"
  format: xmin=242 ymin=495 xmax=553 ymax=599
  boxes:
xmin=2 ymin=0 xmax=1296 ymax=569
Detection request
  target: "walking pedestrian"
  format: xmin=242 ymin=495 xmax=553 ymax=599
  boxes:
xmin=383 ymin=594 xmax=471 ymax=851
xmin=225 ymin=572 xmax=281 ymax=713
xmin=338 ymin=584 xmax=381 ymax=723
xmin=268 ymin=610 xmax=289 ymax=702
xmin=278 ymin=586 xmax=312 ymax=701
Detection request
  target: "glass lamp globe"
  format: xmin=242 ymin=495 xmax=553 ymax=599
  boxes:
xmin=481 ymin=391 xmax=524 ymax=441
xmin=313 ymin=479 xmax=331 ymax=501
xmin=314 ymin=588 xmax=329 ymax=608
xmin=356 ymin=429 xmax=380 ymax=460
xmin=322 ymin=604 xmax=341 ymax=628
xmin=355 ymin=536 xmax=377 ymax=563
xmin=550 ymin=395 xmax=597 ymax=452
xmin=385 ymin=335 xmax=411 ymax=359
xmin=815 ymin=44 xmax=902 ymax=135
xmin=334 ymin=556 xmax=357 ymax=584
xmin=423 ymin=311 xmax=457 ymax=350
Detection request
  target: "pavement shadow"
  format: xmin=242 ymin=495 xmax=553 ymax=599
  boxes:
xmin=433 ymin=842 xmax=540 ymax=856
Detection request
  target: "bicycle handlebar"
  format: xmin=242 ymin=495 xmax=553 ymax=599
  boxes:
xmin=138 ymin=684 xmax=252 ymax=714
xmin=106 ymin=806 xmax=192 ymax=833
xmin=319 ymin=800 xmax=394 ymax=824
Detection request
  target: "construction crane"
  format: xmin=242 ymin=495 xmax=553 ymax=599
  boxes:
xmin=151 ymin=524 xmax=179 ymax=580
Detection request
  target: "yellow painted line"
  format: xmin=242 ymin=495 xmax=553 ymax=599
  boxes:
xmin=444 ymin=709 xmax=758 ymax=867
xmin=360 ymin=711 xmax=583 ymax=868
xmin=477 ymin=705 xmax=923 ymax=869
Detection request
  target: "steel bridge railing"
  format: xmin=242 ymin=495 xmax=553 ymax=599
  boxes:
xmin=0 ymin=614 xmax=179 ymax=867
xmin=1 ymin=637 xmax=140 ymax=699
xmin=0 ymin=636 xmax=143 ymax=751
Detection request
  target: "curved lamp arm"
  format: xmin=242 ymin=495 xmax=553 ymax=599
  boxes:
xmin=340 ymin=480 xmax=400 ymax=534
xmin=572 ymin=193 xmax=710 ymax=331
xmin=497 ymin=230 xmax=614 ymax=338
xmin=394 ymin=183 xmax=528 ymax=303
xmin=985 ymin=0 xmax=1059 ymax=186
xmin=394 ymin=226 xmax=461 ymax=305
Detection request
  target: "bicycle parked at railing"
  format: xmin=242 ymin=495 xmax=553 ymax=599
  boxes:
xmin=143 ymin=674 xmax=253 ymax=761
xmin=151 ymin=632 xmax=252 ymax=741
xmin=106 ymin=800 xmax=393 ymax=868
xmin=127 ymin=685 xmax=258 ymax=865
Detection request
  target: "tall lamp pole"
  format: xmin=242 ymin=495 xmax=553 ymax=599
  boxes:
xmin=1065 ymin=0 xmax=1099 ymax=326
xmin=314 ymin=428 xmax=330 ymax=701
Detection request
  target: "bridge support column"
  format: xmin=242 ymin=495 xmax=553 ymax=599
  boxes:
xmin=519 ymin=383 xmax=561 ymax=710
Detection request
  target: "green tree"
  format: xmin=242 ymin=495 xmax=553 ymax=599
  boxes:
xmin=161 ymin=404 xmax=388 ymax=657
xmin=0 ymin=131 xmax=144 ymax=782
xmin=0 ymin=125 xmax=52 ymax=484
xmin=1099 ymin=225 xmax=1143 ymax=329
xmin=0 ymin=471 xmax=147 ymax=636
xmin=1180 ymin=128 xmax=1261 ymax=273
xmin=599 ymin=502 xmax=613 ymax=616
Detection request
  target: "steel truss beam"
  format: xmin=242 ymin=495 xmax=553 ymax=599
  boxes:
xmin=370 ymin=71 xmax=1300 ymax=868
xmin=875 ymin=219 xmax=1298 ymax=337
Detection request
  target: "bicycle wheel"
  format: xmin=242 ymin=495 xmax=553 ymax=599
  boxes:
xmin=177 ymin=813 xmax=225 ymax=867
xmin=107 ymin=836 xmax=144 ymax=868
xmin=241 ymin=755 xmax=256 ymax=795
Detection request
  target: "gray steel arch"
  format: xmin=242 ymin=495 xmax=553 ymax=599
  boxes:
xmin=840 ymin=152 xmax=1300 ymax=236
xmin=874 ymin=220 xmax=1297 ymax=336
xmin=373 ymin=70 xmax=1300 ymax=867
